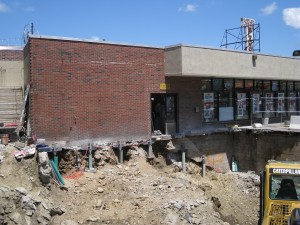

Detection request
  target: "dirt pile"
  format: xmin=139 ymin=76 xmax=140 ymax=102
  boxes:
xmin=0 ymin=143 xmax=259 ymax=225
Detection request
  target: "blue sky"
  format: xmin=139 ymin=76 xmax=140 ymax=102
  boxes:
xmin=1 ymin=1 xmax=300 ymax=57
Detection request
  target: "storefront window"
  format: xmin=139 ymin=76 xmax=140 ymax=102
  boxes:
xmin=272 ymin=81 xmax=279 ymax=91
xmin=277 ymin=92 xmax=286 ymax=116
xmin=288 ymin=92 xmax=297 ymax=115
xmin=219 ymin=92 xmax=233 ymax=121
xmin=280 ymin=81 xmax=287 ymax=91
xmin=235 ymin=80 xmax=244 ymax=89
xmin=264 ymin=92 xmax=275 ymax=117
xmin=252 ymin=93 xmax=262 ymax=118
xmin=224 ymin=79 xmax=233 ymax=91
xmin=201 ymin=79 xmax=212 ymax=91
xmin=213 ymin=79 xmax=223 ymax=91
xmin=288 ymin=82 xmax=294 ymax=91
xmin=263 ymin=81 xmax=271 ymax=91
xmin=245 ymin=80 xmax=253 ymax=91
xmin=203 ymin=92 xmax=216 ymax=122
xmin=236 ymin=92 xmax=248 ymax=120
xmin=295 ymin=82 xmax=300 ymax=91
xmin=254 ymin=80 xmax=262 ymax=91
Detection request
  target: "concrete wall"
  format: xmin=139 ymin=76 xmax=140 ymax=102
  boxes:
xmin=172 ymin=132 xmax=300 ymax=174
xmin=26 ymin=36 xmax=165 ymax=144
xmin=165 ymin=45 xmax=300 ymax=80
xmin=0 ymin=47 xmax=24 ymax=87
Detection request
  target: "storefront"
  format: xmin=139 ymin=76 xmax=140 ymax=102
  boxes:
xmin=165 ymin=44 xmax=300 ymax=134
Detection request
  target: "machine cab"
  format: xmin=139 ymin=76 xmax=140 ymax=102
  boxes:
xmin=259 ymin=161 xmax=300 ymax=225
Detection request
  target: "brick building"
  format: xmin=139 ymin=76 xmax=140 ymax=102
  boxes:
xmin=24 ymin=36 xmax=165 ymax=144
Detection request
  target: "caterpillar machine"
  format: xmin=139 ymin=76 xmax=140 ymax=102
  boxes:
xmin=259 ymin=160 xmax=300 ymax=225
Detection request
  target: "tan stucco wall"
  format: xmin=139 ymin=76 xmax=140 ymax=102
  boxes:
xmin=165 ymin=45 xmax=300 ymax=80
xmin=0 ymin=60 xmax=24 ymax=87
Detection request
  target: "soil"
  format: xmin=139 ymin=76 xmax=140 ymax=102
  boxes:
xmin=0 ymin=143 xmax=260 ymax=225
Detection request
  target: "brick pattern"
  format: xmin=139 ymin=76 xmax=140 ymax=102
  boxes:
xmin=166 ymin=77 xmax=203 ymax=133
xmin=0 ymin=50 xmax=23 ymax=61
xmin=26 ymin=38 xmax=165 ymax=142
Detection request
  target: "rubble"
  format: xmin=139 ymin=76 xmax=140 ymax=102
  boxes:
xmin=0 ymin=143 xmax=259 ymax=225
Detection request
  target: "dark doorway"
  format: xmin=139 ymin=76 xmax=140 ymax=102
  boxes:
xmin=151 ymin=93 xmax=177 ymax=135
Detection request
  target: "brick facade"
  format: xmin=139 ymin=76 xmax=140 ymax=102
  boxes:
xmin=0 ymin=49 xmax=23 ymax=61
xmin=25 ymin=37 xmax=165 ymax=143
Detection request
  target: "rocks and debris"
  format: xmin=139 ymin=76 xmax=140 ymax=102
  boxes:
xmin=0 ymin=143 xmax=259 ymax=225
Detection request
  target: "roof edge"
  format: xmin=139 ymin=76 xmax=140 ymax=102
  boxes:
xmin=29 ymin=34 xmax=164 ymax=49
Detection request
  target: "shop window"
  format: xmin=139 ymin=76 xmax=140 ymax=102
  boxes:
xmin=201 ymin=79 xmax=212 ymax=91
xmin=279 ymin=81 xmax=287 ymax=91
xmin=272 ymin=81 xmax=279 ymax=91
xmin=245 ymin=80 xmax=253 ymax=91
xmin=236 ymin=92 xmax=248 ymax=120
xmin=219 ymin=92 xmax=233 ymax=121
xmin=277 ymin=92 xmax=286 ymax=116
xmin=224 ymin=79 xmax=233 ymax=91
xmin=295 ymin=82 xmax=300 ymax=91
xmin=264 ymin=92 xmax=275 ymax=118
xmin=213 ymin=79 xmax=223 ymax=91
xmin=288 ymin=82 xmax=294 ymax=91
xmin=203 ymin=92 xmax=217 ymax=122
xmin=235 ymin=79 xmax=244 ymax=89
xmin=288 ymin=92 xmax=297 ymax=115
xmin=252 ymin=93 xmax=262 ymax=118
xmin=254 ymin=80 xmax=262 ymax=91
xmin=263 ymin=81 xmax=271 ymax=91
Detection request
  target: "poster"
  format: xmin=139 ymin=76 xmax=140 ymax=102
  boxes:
xmin=203 ymin=92 xmax=214 ymax=119
xmin=288 ymin=92 xmax=296 ymax=112
xmin=265 ymin=92 xmax=274 ymax=112
xmin=252 ymin=93 xmax=260 ymax=114
xmin=277 ymin=93 xmax=285 ymax=113
xmin=237 ymin=93 xmax=246 ymax=117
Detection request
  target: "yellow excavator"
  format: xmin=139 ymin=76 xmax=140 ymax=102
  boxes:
xmin=259 ymin=160 xmax=300 ymax=225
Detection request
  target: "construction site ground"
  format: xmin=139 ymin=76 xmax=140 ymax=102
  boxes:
xmin=0 ymin=143 xmax=259 ymax=225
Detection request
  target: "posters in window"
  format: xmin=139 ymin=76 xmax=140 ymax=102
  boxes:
xmin=237 ymin=93 xmax=246 ymax=116
xmin=288 ymin=92 xmax=296 ymax=112
xmin=265 ymin=93 xmax=274 ymax=112
xmin=277 ymin=93 xmax=285 ymax=113
xmin=204 ymin=93 xmax=214 ymax=119
xmin=252 ymin=93 xmax=260 ymax=114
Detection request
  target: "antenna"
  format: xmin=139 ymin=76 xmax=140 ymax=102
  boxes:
xmin=23 ymin=23 xmax=37 ymax=44
xmin=220 ymin=18 xmax=260 ymax=52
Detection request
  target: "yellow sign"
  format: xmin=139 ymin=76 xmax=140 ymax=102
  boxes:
xmin=160 ymin=83 xmax=170 ymax=90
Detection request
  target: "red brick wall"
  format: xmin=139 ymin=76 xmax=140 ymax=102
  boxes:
xmin=0 ymin=49 xmax=23 ymax=61
xmin=27 ymin=38 xmax=165 ymax=143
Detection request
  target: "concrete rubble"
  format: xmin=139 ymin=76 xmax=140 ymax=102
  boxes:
xmin=0 ymin=142 xmax=259 ymax=225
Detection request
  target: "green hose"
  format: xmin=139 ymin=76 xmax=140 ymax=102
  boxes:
xmin=50 ymin=159 xmax=65 ymax=185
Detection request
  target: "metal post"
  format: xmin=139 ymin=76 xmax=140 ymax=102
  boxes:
xmin=202 ymin=154 xmax=206 ymax=177
xmin=148 ymin=140 xmax=154 ymax=159
xmin=181 ymin=143 xmax=186 ymax=174
xmin=53 ymin=143 xmax=58 ymax=167
xmin=118 ymin=141 xmax=123 ymax=164
xmin=85 ymin=143 xmax=96 ymax=172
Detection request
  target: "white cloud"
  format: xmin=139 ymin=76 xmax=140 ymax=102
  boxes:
xmin=0 ymin=2 xmax=10 ymax=12
xmin=179 ymin=4 xmax=198 ymax=13
xmin=260 ymin=2 xmax=277 ymax=15
xmin=283 ymin=8 xmax=300 ymax=29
